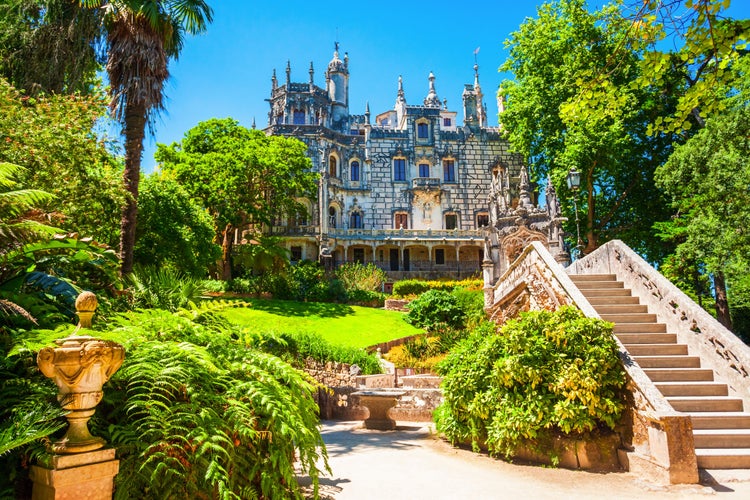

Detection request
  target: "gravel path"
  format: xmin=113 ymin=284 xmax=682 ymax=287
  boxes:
xmin=298 ymin=421 xmax=750 ymax=500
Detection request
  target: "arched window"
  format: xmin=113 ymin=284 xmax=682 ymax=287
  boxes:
xmin=350 ymin=160 xmax=360 ymax=182
xmin=328 ymin=206 xmax=337 ymax=228
xmin=329 ymin=156 xmax=338 ymax=177
xmin=350 ymin=211 xmax=363 ymax=229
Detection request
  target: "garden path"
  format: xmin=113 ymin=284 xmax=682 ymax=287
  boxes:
xmin=299 ymin=421 xmax=750 ymax=499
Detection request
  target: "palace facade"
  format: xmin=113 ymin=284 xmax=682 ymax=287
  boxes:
xmin=262 ymin=46 xmax=568 ymax=280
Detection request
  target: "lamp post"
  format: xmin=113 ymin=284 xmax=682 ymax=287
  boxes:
xmin=566 ymin=168 xmax=584 ymax=258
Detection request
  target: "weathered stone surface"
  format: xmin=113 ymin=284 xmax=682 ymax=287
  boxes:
xmin=30 ymin=449 xmax=119 ymax=500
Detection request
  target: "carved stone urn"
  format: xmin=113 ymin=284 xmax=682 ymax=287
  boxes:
xmin=37 ymin=291 xmax=124 ymax=454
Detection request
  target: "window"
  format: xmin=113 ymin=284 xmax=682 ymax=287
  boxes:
xmin=353 ymin=248 xmax=365 ymax=263
xmin=293 ymin=109 xmax=305 ymax=125
xmin=329 ymin=156 xmax=337 ymax=177
xmin=435 ymin=248 xmax=445 ymax=265
xmin=477 ymin=213 xmax=490 ymax=228
xmin=445 ymin=214 xmax=457 ymax=230
xmin=328 ymin=206 xmax=337 ymax=228
xmin=393 ymin=158 xmax=406 ymax=181
xmin=350 ymin=161 xmax=360 ymax=182
xmin=394 ymin=213 xmax=408 ymax=229
xmin=417 ymin=122 xmax=429 ymax=139
xmin=443 ymin=118 xmax=451 ymax=127
xmin=419 ymin=163 xmax=430 ymax=178
xmin=291 ymin=246 xmax=302 ymax=262
xmin=443 ymin=160 xmax=455 ymax=182
xmin=350 ymin=211 xmax=363 ymax=229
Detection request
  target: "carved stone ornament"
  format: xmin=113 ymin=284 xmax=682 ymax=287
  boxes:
xmin=37 ymin=292 xmax=124 ymax=454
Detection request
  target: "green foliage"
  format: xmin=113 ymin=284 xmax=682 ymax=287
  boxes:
xmin=392 ymin=278 xmax=483 ymax=298
xmin=336 ymin=262 xmax=386 ymax=293
xmin=125 ymin=265 xmax=208 ymax=312
xmin=81 ymin=307 xmax=328 ymax=500
xmin=250 ymin=330 xmax=382 ymax=375
xmin=436 ymin=307 xmax=626 ymax=458
xmin=0 ymin=79 xmax=126 ymax=248
xmin=405 ymin=290 xmax=466 ymax=332
xmin=134 ymin=172 xmax=219 ymax=277
xmin=157 ymin=118 xmax=317 ymax=280
xmin=392 ymin=279 xmax=431 ymax=297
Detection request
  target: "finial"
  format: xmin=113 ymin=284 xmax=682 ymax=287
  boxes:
xmin=286 ymin=60 xmax=291 ymax=84
xmin=271 ymin=68 xmax=277 ymax=90
xmin=334 ymin=40 xmax=339 ymax=54
xmin=75 ymin=291 xmax=98 ymax=329
xmin=252 ymin=117 xmax=256 ymax=130
xmin=396 ymin=75 xmax=405 ymax=103
xmin=424 ymin=72 xmax=440 ymax=107
xmin=443 ymin=98 xmax=448 ymax=110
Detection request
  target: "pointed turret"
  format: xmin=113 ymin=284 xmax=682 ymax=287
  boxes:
xmin=424 ymin=72 xmax=440 ymax=107
xmin=326 ymin=42 xmax=350 ymax=130
xmin=272 ymin=69 xmax=277 ymax=91
xmin=285 ymin=60 xmax=291 ymax=86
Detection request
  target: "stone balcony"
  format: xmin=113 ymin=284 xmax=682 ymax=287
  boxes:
xmin=411 ymin=177 xmax=441 ymax=191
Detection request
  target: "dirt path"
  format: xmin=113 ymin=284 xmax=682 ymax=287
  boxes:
xmin=300 ymin=421 xmax=750 ymax=500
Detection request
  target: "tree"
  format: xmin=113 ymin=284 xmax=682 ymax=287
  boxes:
xmin=0 ymin=77 xmax=125 ymax=248
xmin=134 ymin=172 xmax=219 ymax=277
xmin=0 ymin=0 xmax=102 ymax=95
xmin=500 ymin=0 xmax=675 ymax=259
xmin=156 ymin=118 xmax=317 ymax=281
xmin=654 ymin=56 xmax=750 ymax=329
xmin=81 ymin=0 xmax=213 ymax=275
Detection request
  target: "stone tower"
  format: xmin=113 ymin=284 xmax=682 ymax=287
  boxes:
xmin=326 ymin=43 xmax=349 ymax=130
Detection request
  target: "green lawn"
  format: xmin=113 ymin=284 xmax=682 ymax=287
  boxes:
xmin=222 ymin=298 xmax=423 ymax=348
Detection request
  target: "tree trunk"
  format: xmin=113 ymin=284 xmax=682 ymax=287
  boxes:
xmin=584 ymin=167 xmax=598 ymax=254
xmin=713 ymin=271 xmax=733 ymax=330
xmin=221 ymin=223 xmax=234 ymax=281
xmin=119 ymin=101 xmax=146 ymax=276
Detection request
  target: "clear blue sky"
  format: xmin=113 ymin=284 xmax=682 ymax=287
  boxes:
xmin=135 ymin=0 xmax=750 ymax=172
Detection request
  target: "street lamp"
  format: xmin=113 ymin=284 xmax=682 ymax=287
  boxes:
xmin=566 ymin=168 xmax=584 ymax=258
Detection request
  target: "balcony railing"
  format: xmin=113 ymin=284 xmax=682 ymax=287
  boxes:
xmin=265 ymin=226 xmax=487 ymax=240
xmin=411 ymin=177 xmax=441 ymax=190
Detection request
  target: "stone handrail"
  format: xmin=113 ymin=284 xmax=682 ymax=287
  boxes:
xmin=568 ymin=239 xmax=750 ymax=409
xmin=486 ymin=241 xmax=673 ymax=415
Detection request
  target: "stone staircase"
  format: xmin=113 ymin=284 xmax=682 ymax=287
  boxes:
xmin=570 ymin=273 xmax=750 ymax=469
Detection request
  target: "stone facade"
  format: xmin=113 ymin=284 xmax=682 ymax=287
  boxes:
xmin=261 ymin=45 xmax=567 ymax=279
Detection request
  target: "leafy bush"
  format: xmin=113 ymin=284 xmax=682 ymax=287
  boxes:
xmin=250 ymin=330 xmax=382 ymax=375
xmin=405 ymin=290 xmax=466 ymax=332
xmin=385 ymin=342 xmax=447 ymax=372
xmin=201 ymin=279 xmax=227 ymax=293
xmin=436 ymin=307 xmax=626 ymax=458
xmin=336 ymin=262 xmax=386 ymax=292
xmin=125 ymin=266 xmax=207 ymax=311
xmin=392 ymin=279 xmax=431 ymax=297
xmin=345 ymin=288 xmax=386 ymax=306
xmin=451 ymin=287 xmax=486 ymax=329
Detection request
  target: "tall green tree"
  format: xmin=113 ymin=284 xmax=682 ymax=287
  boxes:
xmin=654 ymin=55 xmax=750 ymax=330
xmin=81 ymin=0 xmax=213 ymax=275
xmin=0 ymin=0 xmax=102 ymax=95
xmin=500 ymin=0 xmax=674 ymax=259
xmin=156 ymin=118 xmax=317 ymax=281
xmin=134 ymin=172 xmax=219 ymax=277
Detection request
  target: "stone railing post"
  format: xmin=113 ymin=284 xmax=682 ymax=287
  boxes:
xmin=31 ymin=292 xmax=124 ymax=500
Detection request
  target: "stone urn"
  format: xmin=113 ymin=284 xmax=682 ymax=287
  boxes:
xmin=37 ymin=292 xmax=124 ymax=454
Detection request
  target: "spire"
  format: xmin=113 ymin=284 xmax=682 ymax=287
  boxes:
xmin=271 ymin=69 xmax=277 ymax=90
xmin=424 ymin=71 xmax=440 ymax=107
xmin=396 ymin=75 xmax=406 ymax=104
xmin=285 ymin=60 xmax=291 ymax=86
xmin=252 ymin=117 xmax=256 ymax=130
xmin=309 ymin=61 xmax=314 ymax=83
xmin=473 ymin=63 xmax=480 ymax=92
xmin=365 ymin=101 xmax=371 ymax=124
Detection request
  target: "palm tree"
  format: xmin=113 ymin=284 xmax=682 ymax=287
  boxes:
xmin=81 ymin=1 xmax=213 ymax=275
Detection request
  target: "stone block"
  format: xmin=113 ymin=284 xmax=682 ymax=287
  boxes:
xmin=31 ymin=449 xmax=119 ymax=500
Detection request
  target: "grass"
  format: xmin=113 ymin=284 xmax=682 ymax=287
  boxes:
xmin=222 ymin=298 xmax=423 ymax=348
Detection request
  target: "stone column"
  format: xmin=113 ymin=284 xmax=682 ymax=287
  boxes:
xmin=31 ymin=292 xmax=124 ymax=500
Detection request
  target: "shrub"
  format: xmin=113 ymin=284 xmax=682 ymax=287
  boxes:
xmin=200 ymin=279 xmax=227 ymax=294
xmin=385 ymin=342 xmax=447 ymax=372
xmin=336 ymin=262 xmax=386 ymax=293
xmin=125 ymin=266 xmax=207 ymax=311
xmin=345 ymin=288 xmax=386 ymax=307
xmin=392 ymin=279 xmax=431 ymax=297
xmin=435 ymin=307 xmax=626 ymax=458
xmin=392 ymin=277 xmax=484 ymax=298
xmin=405 ymin=290 xmax=465 ymax=332
xmin=451 ymin=287 xmax=486 ymax=329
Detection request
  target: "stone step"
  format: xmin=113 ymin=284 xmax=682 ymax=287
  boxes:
xmin=579 ymin=288 xmax=633 ymax=297
xmin=695 ymin=448 xmax=750 ymax=469
xmin=593 ymin=304 xmax=649 ymax=315
xmin=575 ymin=281 xmax=625 ymax=289
xmin=690 ymin=413 xmax=750 ymax=430
xmin=655 ymin=382 xmax=728 ymax=397
xmin=644 ymin=368 xmax=715 ymax=382
xmin=614 ymin=323 xmax=667 ymax=333
xmin=634 ymin=355 xmax=701 ymax=369
xmin=626 ymin=344 xmax=688 ymax=356
xmin=600 ymin=313 xmax=658 ymax=324
xmin=617 ymin=333 xmax=677 ymax=344
xmin=569 ymin=274 xmax=617 ymax=282
xmin=667 ymin=397 xmax=744 ymax=413
xmin=694 ymin=429 xmax=750 ymax=448
xmin=587 ymin=296 xmax=641 ymax=306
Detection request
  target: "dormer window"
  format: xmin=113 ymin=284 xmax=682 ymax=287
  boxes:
xmin=443 ymin=117 xmax=452 ymax=127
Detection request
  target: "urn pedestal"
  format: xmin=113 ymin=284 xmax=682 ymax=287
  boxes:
xmin=31 ymin=292 xmax=124 ymax=500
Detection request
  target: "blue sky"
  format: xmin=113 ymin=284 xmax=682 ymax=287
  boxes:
xmin=135 ymin=0 xmax=750 ymax=172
